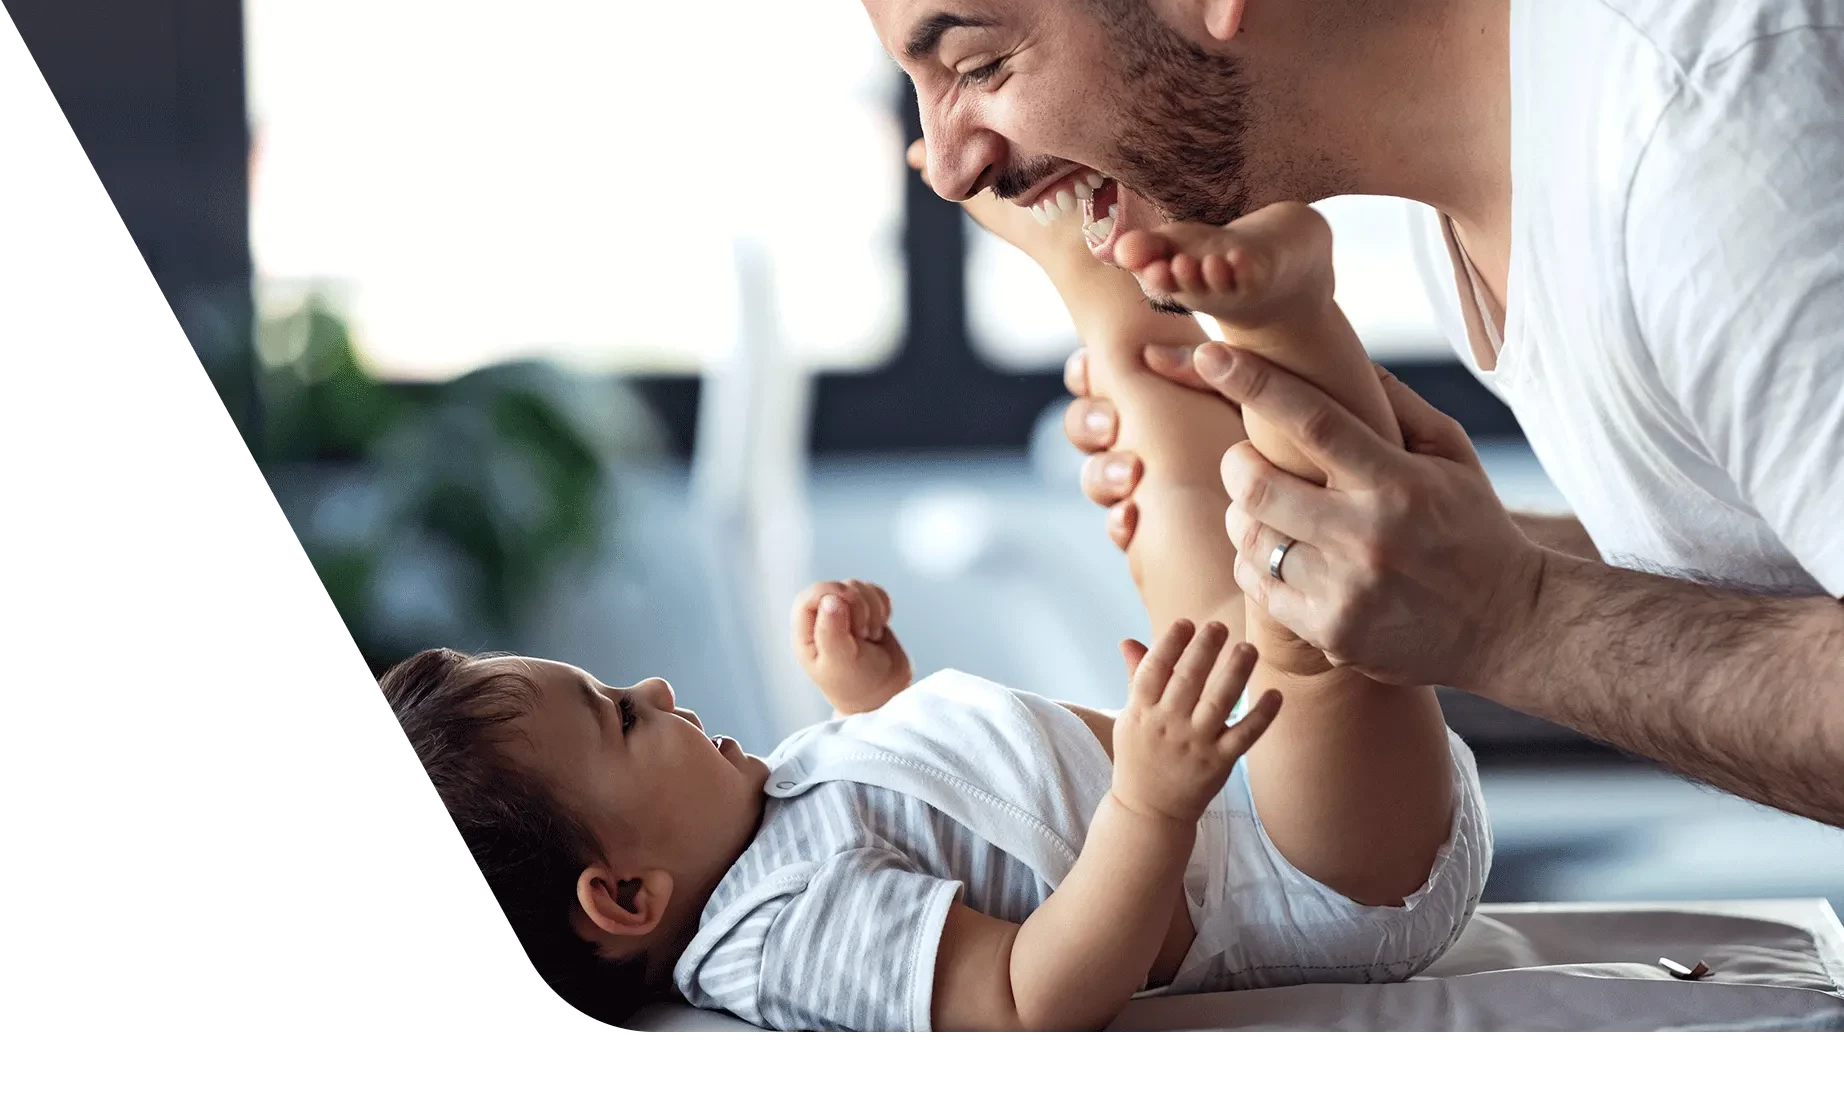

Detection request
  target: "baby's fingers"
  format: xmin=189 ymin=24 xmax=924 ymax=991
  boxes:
xmin=1218 ymin=688 xmax=1283 ymax=758
xmin=1130 ymin=620 xmax=1195 ymax=705
xmin=861 ymin=581 xmax=893 ymax=638
xmin=841 ymin=579 xmax=876 ymax=640
xmin=792 ymin=581 xmax=847 ymax=656
xmin=1162 ymin=621 xmax=1229 ymax=712
xmin=813 ymin=595 xmax=858 ymax=661
xmin=1194 ymin=641 xmax=1259 ymax=729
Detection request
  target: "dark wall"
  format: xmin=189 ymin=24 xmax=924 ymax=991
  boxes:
xmin=4 ymin=0 xmax=258 ymax=442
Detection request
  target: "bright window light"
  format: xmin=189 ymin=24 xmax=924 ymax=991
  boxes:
xmin=246 ymin=1 xmax=905 ymax=380
xmin=969 ymin=194 xmax=1453 ymax=371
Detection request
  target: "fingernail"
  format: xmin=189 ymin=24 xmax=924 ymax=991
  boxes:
xmin=1197 ymin=345 xmax=1237 ymax=382
xmin=1145 ymin=343 xmax=1195 ymax=368
xmin=1104 ymin=460 xmax=1132 ymax=485
xmin=1084 ymin=408 xmax=1112 ymax=434
xmin=822 ymin=596 xmax=842 ymax=613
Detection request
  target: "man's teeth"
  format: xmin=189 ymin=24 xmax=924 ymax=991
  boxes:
xmin=1083 ymin=203 xmax=1121 ymax=246
xmin=1029 ymin=172 xmax=1107 ymax=225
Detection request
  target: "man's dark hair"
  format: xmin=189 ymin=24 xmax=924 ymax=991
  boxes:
xmin=381 ymin=647 xmax=654 ymax=1026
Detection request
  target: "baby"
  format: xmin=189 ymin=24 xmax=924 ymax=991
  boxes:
xmin=382 ymin=169 xmax=1491 ymax=1032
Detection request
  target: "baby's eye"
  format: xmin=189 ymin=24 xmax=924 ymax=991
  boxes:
xmin=617 ymin=694 xmax=638 ymax=732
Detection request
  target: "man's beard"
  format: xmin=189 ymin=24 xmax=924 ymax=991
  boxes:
xmin=1092 ymin=1 xmax=1254 ymax=227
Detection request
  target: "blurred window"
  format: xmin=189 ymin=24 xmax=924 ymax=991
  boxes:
xmin=246 ymin=0 xmax=905 ymax=381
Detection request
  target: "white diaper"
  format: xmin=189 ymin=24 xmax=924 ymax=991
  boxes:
xmin=1154 ymin=729 xmax=1493 ymax=996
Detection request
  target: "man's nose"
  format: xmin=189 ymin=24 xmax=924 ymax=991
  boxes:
xmin=921 ymin=107 xmax=1006 ymax=202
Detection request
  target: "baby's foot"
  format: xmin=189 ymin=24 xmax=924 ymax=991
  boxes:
xmin=1114 ymin=202 xmax=1337 ymax=331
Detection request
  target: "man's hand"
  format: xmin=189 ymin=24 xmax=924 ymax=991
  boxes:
xmin=1110 ymin=619 xmax=1281 ymax=826
xmin=1063 ymin=344 xmax=1221 ymax=549
xmin=791 ymin=579 xmax=913 ymax=716
xmin=1182 ymin=343 xmax=1547 ymax=690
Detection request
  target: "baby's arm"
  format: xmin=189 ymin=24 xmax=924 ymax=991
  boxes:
xmin=791 ymin=579 xmax=912 ymax=715
xmin=930 ymin=623 xmax=1279 ymax=1031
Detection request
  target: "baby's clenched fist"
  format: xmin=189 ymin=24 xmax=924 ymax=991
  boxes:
xmin=791 ymin=579 xmax=913 ymax=716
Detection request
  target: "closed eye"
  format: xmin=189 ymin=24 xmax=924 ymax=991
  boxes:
xmin=960 ymin=57 xmax=1007 ymax=88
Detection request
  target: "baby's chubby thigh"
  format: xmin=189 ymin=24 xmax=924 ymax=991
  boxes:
xmin=1180 ymin=737 xmax=1493 ymax=992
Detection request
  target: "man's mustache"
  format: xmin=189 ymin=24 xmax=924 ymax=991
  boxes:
xmin=989 ymin=157 xmax=1068 ymax=201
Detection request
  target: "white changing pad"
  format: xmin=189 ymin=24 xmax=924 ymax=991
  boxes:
xmin=625 ymin=899 xmax=1844 ymax=1032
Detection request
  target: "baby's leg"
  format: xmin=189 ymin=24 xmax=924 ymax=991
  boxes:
xmin=1102 ymin=217 xmax=1456 ymax=908
xmin=1065 ymin=267 xmax=1249 ymax=641
xmin=1116 ymin=203 xmax=1399 ymax=482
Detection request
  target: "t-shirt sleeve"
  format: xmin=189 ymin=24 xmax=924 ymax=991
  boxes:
xmin=1624 ymin=29 xmax=1844 ymax=595
xmin=740 ymin=849 xmax=961 ymax=1032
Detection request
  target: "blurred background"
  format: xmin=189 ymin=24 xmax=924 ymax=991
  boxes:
xmin=10 ymin=0 xmax=1837 ymax=914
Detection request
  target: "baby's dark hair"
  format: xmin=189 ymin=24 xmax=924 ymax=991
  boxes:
xmin=380 ymin=647 xmax=655 ymax=1026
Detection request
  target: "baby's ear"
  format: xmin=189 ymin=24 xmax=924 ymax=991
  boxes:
xmin=576 ymin=864 xmax=675 ymax=940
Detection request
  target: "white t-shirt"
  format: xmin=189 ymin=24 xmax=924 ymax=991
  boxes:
xmin=1407 ymin=0 xmax=1844 ymax=596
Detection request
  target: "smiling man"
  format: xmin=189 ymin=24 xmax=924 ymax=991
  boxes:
xmin=863 ymin=0 xmax=1844 ymax=827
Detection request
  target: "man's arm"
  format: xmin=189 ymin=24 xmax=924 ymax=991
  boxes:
xmin=1512 ymin=513 xmax=1598 ymax=560
xmin=1491 ymin=555 xmax=1844 ymax=825
xmin=1204 ymin=348 xmax=1844 ymax=827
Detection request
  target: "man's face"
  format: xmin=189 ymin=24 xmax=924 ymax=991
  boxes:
xmin=863 ymin=0 xmax=1257 ymax=269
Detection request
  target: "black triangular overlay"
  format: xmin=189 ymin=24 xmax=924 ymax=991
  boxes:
xmin=5 ymin=6 xmax=597 ymax=1032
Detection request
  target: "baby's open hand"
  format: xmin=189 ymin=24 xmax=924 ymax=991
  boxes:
xmin=1110 ymin=621 xmax=1282 ymax=827
xmin=792 ymin=579 xmax=913 ymax=716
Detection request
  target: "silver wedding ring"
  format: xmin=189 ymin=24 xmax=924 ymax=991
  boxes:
xmin=1268 ymin=537 xmax=1296 ymax=582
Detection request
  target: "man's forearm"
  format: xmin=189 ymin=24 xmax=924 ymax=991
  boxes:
xmin=1511 ymin=512 xmax=1599 ymax=560
xmin=1482 ymin=553 xmax=1844 ymax=826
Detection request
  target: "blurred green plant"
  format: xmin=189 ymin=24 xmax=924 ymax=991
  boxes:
xmin=258 ymin=294 xmax=608 ymax=674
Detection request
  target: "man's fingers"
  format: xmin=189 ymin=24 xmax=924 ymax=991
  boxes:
xmin=907 ymin=137 xmax=928 ymax=175
xmin=1228 ymin=510 xmax=1327 ymax=598
xmin=1107 ymin=500 xmax=1138 ymax=551
xmin=1195 ymin=344 xmax=1400 ymax=485
xmin=1141 ymin=344 xmax=1214 ymax=392
xmin=1064 ymin=349 xmax=1090 ymax=396
xmin=1081 ymin=450 xmax=1141 ymax=507
xmin=1163 ymin=621 xmax=1228 ymax=712
xmin=1233 ymin=543 xmax=1317 ymax=640
xmin=1218 ymin=442 xmax=1353 ymax=550
xmin=1373 ymin=364 xmax=1482 ymax=468
xmin=1065 ymin=397 xmax=1121 ymax=454
xmin=1130 ymin=620 xmax=1194 ymax=705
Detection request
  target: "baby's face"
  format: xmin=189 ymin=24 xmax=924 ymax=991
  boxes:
xmin=477 ymin=657 xmax=768 ymax=881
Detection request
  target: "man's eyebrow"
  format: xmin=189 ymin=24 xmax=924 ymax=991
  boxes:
xmin=904 ymin=13 xmax=997 ymax=61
